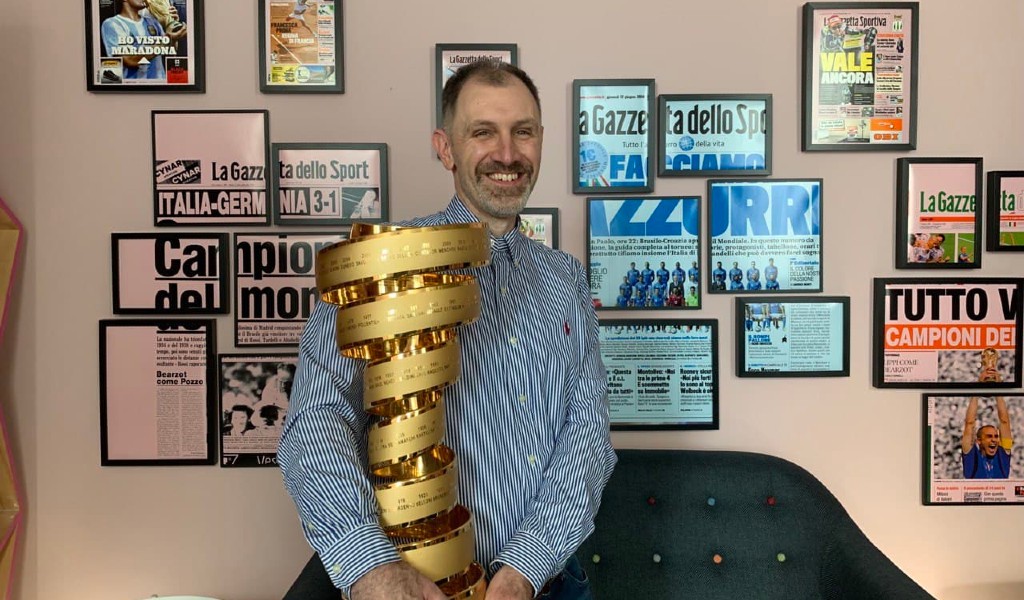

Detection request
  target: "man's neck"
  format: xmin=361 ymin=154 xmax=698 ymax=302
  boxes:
xmin=120 ymin=6 xmax=142 ymax=21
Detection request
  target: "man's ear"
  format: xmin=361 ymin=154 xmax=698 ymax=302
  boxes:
xmin=432 ymin=128 xmax=455 ymax=170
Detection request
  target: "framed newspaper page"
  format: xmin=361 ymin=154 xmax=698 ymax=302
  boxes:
xmin=707 ymin=179 xmax=823 ymax=294
xmin=658 ymin=94 xmax=772 ymax=177
xmin=111 ymin=232 xmax=229 ymax=314
xmin=735 ymin=296 xmax=850 ymax=377
xmin=573 ymin=79 xmax=655 ymax=195
xmin=599 ymin=319 xmax=719 ymax=430
xmin=219 ymin=353 xmax=297 ymax=467
xmin=801 ymin=2 xmax=918 ymax=151
xmin=99 ymin=319 xmax=217 ymax=466
xmin=986 ymin=171 xmax=1024 ymax=252
xmin=152 ymin=110 xmax=271 ymax=227
xmin=271 ymin=143 xmax=389 ymax=225
xmin=518 ymin=207 xmax=559 ymax=250
xmin=896 ymin=157 xmax=983 ymax=269
xmin=258 ymin=0 xmax=343 ymax=93
xmin=872 ymin=277 xmax=1024 ymax=389
xmin=587 ymin=197 xmax=701 ymax=310
xmin=85 ymin=0 xmax=205 ymax=92
xmin=435 ymin=43 xmax=518 ymax=127
xmin=234 ymin=232 xmax=346 ymax=347
xmin=924 ymin=394 xmax=1024 ymax=505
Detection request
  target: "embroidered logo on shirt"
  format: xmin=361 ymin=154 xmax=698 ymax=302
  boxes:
xmin=564 ymin=321 xmax=571 ymax=336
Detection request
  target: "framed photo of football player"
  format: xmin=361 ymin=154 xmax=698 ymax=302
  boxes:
xmin=85 ymin=0 xmax=206 ymax=92
xmin=435 ymin=43 xmax=518 ymax=127
xmin=801 ymin=2 xmax=919 ymax=151
xmin=259 ymin=0 xmax=343 ymax=93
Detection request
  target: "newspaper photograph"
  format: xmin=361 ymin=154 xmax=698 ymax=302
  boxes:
xmin=660 ymin=94 xmax=771 ymax=176
xmin=573 ymin=79 xmax=654 ymax=193
xmin=924 ymin=394 xmax=1024 ymax=505
xmin=86 ymin=0 xmax=203 ymax=91
xmin=99 ymin=319 xmax=216 ymax=465
xmin=735 ymin=296 xmax=850 ymax=377
xmin=518 ymin=208 xmax=558 ymax=249
xmin=272 ymin=143 xmax=388 ymax=225
xmin=708 ymin=179 xmax=822 ymax=293
xmin=803 ymin=3 xmax=917 ymax=150
xmin=234 ymin=233 xmax=346 ymax=346
xmin=435 ymin=44 xmax=517 ymax=126
xmin=152 ymin=110 xmax=271 ymax=226
xmin=220 ymin=354 xmax=297 ymax=467
xmin=260 ymin=0 xmax=341 ymax=92
xmin=897 ymin=158 xmax=982 ymax=268
xmin=599 ymin=320 xmax=718 ymax=430
xmin=588 ymin=197 xmax=700 ymax=310
xmin=873 ymin=278 xmax=1024 ymax=388
xmin=111 ymin=233 xmax=228 ymax=314
xmin=986 ymin=171 xmax=1024 ymax=251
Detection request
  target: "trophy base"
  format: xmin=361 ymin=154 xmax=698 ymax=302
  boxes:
xmin=439 ymin=562 xmax=487 ymax=599
xmin=167 ymin=21 xmax=185 ymax=34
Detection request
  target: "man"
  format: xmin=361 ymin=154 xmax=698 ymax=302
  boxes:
xmin=746 ymin=261 xmax=761 ymax=291
xmin=927 ymin=234 xmax=947 ymax=263
xmin=640 ymin=261 xmax=655 ymax=287
xmin=625 ymin=262 xmax=640 ymax=287
xmin=768 ymin=302 xmax=785 ymax=329
xmin=649 ymin=279 xmax=667 ymax=306
xmin=100 ymin=0 xmax=186 ymax=80
xmin=764 ymin=258 xmax=779 ymax=290
xmin=728 ymin=261 xmax=744 ymax=291
xmin=667 ymin=275 xmax=685 ymax=307
xmin=618 ymin=276 xmax=633 ymax=304
xmin=711 ymin=261 xmax=727 ymax=291
xmin=279 ymin=60 xmax=616 ymax=600
xmin=655 ymin=262 xmax=670 ymax=286
xmin=961 ymin=396 xmax=1012 ymax=479
xmin=685 ymin=286 xmax=699 ymax=308
xmin=687 ymin=261 xmax=699 ymax=285
xmin=671 ymin=261 xmax=685 ymax=284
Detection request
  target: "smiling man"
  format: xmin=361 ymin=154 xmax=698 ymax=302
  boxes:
xmin=279 ymin=60 xmax=616 ymax=600
xmin=961 ymin=396 xmax=1012 ymax=479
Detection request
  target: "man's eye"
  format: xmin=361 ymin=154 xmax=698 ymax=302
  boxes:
xmin=473 ymin=130 xmax=491 ymax=138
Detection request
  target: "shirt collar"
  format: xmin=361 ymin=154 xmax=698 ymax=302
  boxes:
xmin=444 ymin=195 xmax=528 ymax=263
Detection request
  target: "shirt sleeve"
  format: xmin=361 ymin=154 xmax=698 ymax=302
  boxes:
xmin=491 ymin=256 xmax=617 ymax=593
xmin=100 ymin=18 xmax=123 ymax=57
xmin=277 ymin=301 xmax=401 ymax=593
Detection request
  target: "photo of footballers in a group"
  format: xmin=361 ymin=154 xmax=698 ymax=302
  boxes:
xmin=611 ymin=259 xmax=701 ymax=308
xmin=259 ymin=0 xmax=342 ymax=92
xmin=711 ymin=257 xmax=784 ymax=292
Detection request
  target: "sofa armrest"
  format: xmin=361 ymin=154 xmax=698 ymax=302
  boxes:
xmin=820 ymin=516 xmax=934 ymax=600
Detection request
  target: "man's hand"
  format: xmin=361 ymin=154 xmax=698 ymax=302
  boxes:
xmin=165 ymin=6 xmax=187 ymax=42
xmin=350 ymin=562 xmax=447 ymax=600
xmin=485 ymin=566 xmax=535 ymax=600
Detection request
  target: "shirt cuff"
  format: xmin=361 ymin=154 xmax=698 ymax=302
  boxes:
xmin=491 ymin=530 xmax=559 ymax=597
xmin=316 ymin=522 xmax=401 ymax=595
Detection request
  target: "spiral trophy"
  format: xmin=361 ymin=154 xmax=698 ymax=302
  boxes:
xmin=315 ymin=222 xmax=490 ymax=598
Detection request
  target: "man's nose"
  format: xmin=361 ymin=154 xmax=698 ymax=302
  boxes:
xmin=490 ymin=133 xmax=516 ymax=164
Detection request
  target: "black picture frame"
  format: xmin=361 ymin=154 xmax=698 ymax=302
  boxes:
xmin=573 ymin=79 xmax=656 ymax=195
xmin=152 ymin=110 xmax=272 ymax=227
xmin=599 ymin=319 xmax=719 ymax=431
xmin=434 ymin=43 xmax=518 ymax=128
xmin=734 ymin=296 xmax=850 ymax=377
xmin=706 ymin=178 xmax=823 ymax=294
xmin=99 ymin=319 xmax=217 ymax=466
xmin=587 ymin=197 xmax=701 ymax=310
xmin=801 ymin=2 xmax=919 ymax=151
xmin=85 ymin=0 xmax=206 ymax=92
xmin=518 ymin=207 xmax=559 ymax=250
xmin=219 ymin=353 xmax=297 ymax=467
xmin=658 ymin=93 xmax=772 ymax=177
xmin=922 ymin=393 xmax=1024 ymax=505
xmin=271 ymin=142 xmax=389 ymax=226
xmin=896 ymin=157 xmax=983 ymax=269
xmin=258 ymin=0 xmax=344 ymax=94
xmin=986 ymin=171 xmax=1024 ymax=252
xmin=111 ymin=232 xmax=229 ymax=314
xmin=871 ymin=277 xmax=1024 ymax=389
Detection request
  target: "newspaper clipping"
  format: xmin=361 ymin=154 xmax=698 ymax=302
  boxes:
xmin=100 ymin=319 xmax=215 ymax=465
xmin=662 ymin=96 xmax=770 ymax=175
xmin=925 ymin=394 xmax=1024 ymax=504
xmin=901 ymin=159 xmax=980 ymax=266
xmin=88 ymin=0 xmax=199 ymax=89
xmin=874 ymin=278 xmax=1023 ymax=388
xmin=234 ymin=233 xmax=345 ymax=346
xmin=112 ymin=233 xmax=228 ymax=314
xmin=807 ymin=5 xmax=914 ymax=146
xmin=708 ymin=179 xmax=822 ymax=293
xmin=600 ymin=321 xmax=718 ymax=429
xmin=518 ymin=210 xmax=557 ymax=249
xmin=988 ymin=172 xmax=1024 ymax=250
xmin=153 ymin=110 xmax=270 ymax=226
xmin=220 ymin=354 xmax=297 ymax=467
xmin=589 ymin=198 xmax=700 ymax=309
xmin=737 ymin=297 xmax=849 ymax=377
xmin=263 ymin=0 xmax=338 ymax=88
xmin=273 ymin=144 xmax=387 ymax=225
xmin=576 ymin=81 xmax=652 ymax=191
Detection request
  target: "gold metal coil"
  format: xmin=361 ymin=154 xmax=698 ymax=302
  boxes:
xmin=439 ymin=562 xmax=488 ymax=598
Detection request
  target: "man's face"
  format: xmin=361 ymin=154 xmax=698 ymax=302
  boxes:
xmin=125 ymin=0 xmax=148 ymax=10
xmin=435 ymin=78 xmax=542 ymax=222
xmin=977 ymin=426 xmax=1000 ymax=457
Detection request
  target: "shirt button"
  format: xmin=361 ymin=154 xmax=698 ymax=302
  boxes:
xmin=501 ymin=286 xmax=508 ymax=295
xmin=330 ymin=565 xmax=342 ymax=575
xmin=528 ymin=454 xmax=536 ymax=465
xmin=519 ymin=394 xmax=527 ymax=404
xmin=509 ymin=336 xmax=518 ymax=345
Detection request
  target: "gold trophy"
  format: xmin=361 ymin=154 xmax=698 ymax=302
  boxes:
xmin=979 ymin=348 xmax=1001 ymax=382
xmin=146 ymin=0 xmax=186 ymax=35
xmin=316 ymin=222 xmax=490 ymax=598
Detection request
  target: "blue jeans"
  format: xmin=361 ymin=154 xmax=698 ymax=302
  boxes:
xmin=537 ymin=556 xmax=593 ymax=600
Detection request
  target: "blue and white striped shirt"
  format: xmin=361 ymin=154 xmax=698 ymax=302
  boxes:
xmin=278 ymin=197 xmax=617 ymax=595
